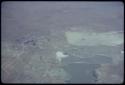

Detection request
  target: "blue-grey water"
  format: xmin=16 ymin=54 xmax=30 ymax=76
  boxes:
xmin=63 ymin=63 xmax=99 ymax=83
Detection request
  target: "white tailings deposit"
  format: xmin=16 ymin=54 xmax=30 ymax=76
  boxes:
xmin=56 ymin=51 xmax=69 ymax=62
xmin=65 ymin=30 xmax=123 ymax=46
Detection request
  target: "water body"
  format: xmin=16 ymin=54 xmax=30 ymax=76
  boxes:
xmin=61 ymin=45 xmax=122 ymax=83
xmin=63 ymin=63 xmax=99 ymax=83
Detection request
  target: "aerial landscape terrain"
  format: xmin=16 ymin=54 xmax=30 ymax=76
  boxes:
xmin=1 ymin=1 xmax=124 ymax=83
